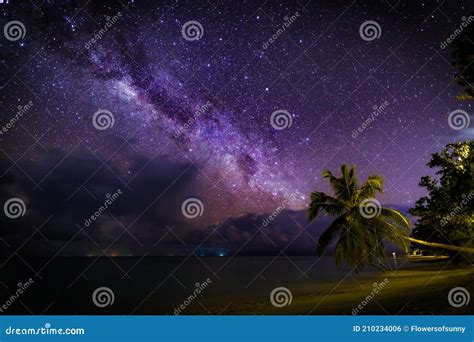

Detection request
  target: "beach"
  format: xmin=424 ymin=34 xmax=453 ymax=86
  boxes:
xmin=0 ymin=256 xmax=472 ymax=315
xmin=215 ymin=264 xmax=474 ymax=315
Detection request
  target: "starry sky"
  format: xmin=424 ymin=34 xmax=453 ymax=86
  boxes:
xmin=0 ymin=0 xmax=473 ymax=255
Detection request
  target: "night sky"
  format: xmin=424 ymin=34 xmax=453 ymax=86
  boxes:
xmin=0 ymin=0 xmax=473 ymax=256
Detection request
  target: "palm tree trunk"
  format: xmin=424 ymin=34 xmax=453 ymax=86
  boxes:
xmin=403 ymin=236 xmax=474 ymax=254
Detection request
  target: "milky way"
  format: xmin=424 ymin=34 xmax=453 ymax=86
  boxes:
xmin=1 ymin=0 xmax=474 ymax=223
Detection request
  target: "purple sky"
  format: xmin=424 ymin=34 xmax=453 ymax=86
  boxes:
xmin=0 ymin=0 xmax=473 ymax=255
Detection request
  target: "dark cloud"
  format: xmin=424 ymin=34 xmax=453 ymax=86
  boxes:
xmin=0 ymin=150 xmax=411 ymax=256
xmin=202 ymin=209 xmax=332 ymax=256
xmin=0 ymin=149 xmax=332 ymax=256
xmin=0 ymin=149 xmax=199 ymax=256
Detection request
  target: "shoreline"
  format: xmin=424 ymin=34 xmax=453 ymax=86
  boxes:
xmin=200 ymin=264 xmax=474 ymax=315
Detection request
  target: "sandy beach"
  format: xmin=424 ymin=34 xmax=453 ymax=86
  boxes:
xmin=1 ymin=256 xmax=472 ymax=315
xmin=214 ymin=265 xmax=474 ymax=315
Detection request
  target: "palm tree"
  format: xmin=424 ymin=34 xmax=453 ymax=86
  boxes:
xmin=308 ymin=164 xmax=474 ymax=269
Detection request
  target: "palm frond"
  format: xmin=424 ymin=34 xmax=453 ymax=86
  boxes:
xmin=322 ymin=164 xmax=358 ymax=202
xmin=308 ymin=191 xmax=346 ymax=222
xmin=316 ymin=214 xmax=347 ymax=256
xmin=374 ymin=219 xmax=410 ymax=253
xmin=357 ymin=175 xmax=383 ymax=201
xmin=379 ymin=207 xmax=411 ymax=230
